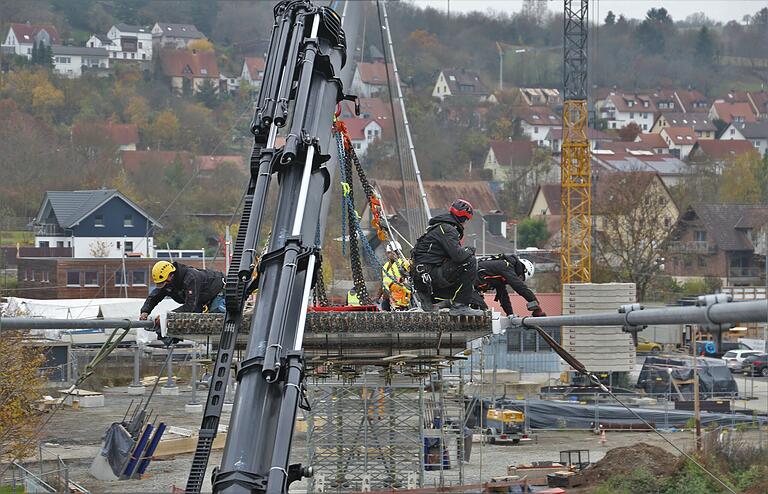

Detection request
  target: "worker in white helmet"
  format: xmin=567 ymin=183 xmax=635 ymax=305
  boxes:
xmin=471 ymin=254 xmax=545 ymax=317
xmin=381 ymin=241 xmax=411 ymax=310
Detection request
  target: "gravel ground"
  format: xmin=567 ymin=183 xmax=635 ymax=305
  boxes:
xmin=19 ymin=384 xmax=767 ymax=493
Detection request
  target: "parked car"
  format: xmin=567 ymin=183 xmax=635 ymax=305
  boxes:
xmin=742 ymin=354 xmax=768 ymax=377
xmin=636 ymin=337 xmax=662 ymax=354
xmin=697 ymin=341 xmax=752 ymax=359
xmin=722 ymin=350 xmax=762 ymax=372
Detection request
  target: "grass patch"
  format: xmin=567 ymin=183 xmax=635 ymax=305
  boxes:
xmin=0 ymin=231 xmax=34 ymax=245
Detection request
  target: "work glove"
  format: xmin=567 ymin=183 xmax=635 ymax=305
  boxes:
xmin=531 ymin=307 xmax=546 ymax=317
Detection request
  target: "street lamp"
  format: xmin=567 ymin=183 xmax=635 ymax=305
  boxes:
xmin=496 ymin=43 xmax=526 ymax=91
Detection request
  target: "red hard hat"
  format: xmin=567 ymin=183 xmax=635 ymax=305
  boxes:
xmin=450 ymin=199 xmax=473 ymax=220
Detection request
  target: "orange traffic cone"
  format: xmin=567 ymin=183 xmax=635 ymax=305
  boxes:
xmin=599 ymin=429 xmax=607 ymax=445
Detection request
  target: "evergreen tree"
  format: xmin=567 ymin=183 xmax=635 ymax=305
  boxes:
xmin=43 ymin=44 xmax=53 ymax=68
xmin=196 ymin=79 xmax=219 ymax=109
xmin=694 ymin=26 xmax=716 ymax=65
xmin=604 ymin=11 xmax=616 ymax=26
xmin=31 ymin=41 xmax=39 ymax=64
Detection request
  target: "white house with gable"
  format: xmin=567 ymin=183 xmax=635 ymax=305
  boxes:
xmin=2 ymin=23 xmax=60 ymax=58
xmin=52 ymin=46 xmax=109 ymax=78
xmin=105 ymin=24 xmax=153 ymax=62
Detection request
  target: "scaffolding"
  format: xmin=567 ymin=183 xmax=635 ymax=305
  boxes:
xmin=306 ymin=372 xmax=466 ymax=493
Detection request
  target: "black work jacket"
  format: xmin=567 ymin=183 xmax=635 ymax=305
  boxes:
xmin=140 ymin=262 xmax=224 ymax=314
xmin=411 ymin=213 xmax=473 ymax=266
xmin=476 ymin=257 xmax=537 ymax=315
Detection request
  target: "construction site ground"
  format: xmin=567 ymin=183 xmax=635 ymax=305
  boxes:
xmin=25 ymin=377 xmax=768 ymax=493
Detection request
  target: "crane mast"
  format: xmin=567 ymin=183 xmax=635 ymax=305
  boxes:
xmin=183 ymin=1 xmax=359 ymax=492
xmin=561 ymin=0 xmax=591 ymax=283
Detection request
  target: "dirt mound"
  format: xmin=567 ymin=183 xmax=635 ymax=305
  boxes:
xmin=582 ymin=443 xmax=678 ymax=484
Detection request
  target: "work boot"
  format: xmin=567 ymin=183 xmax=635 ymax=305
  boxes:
xmin=448 ymin=304 xmax=484 ymax=317
xmin=414 ymin=291 xmax=435 ymax=312
xmin=435 ymin=300 xmax=452 ymax=311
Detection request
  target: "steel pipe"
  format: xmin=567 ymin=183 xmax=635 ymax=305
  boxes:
xmin=0 ymin=318 xmax=155 ymax=330
xmin=507 ymin=300 xmax=768 ymax=328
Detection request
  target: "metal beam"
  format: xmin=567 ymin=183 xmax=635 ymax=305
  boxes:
xmin=0 ymin=318 xmax=155 ymax=330
xmin=507 ymin=299 xmax=768 ymax=328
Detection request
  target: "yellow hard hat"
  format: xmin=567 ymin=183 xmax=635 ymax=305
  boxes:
xmin=152 ymin=260 xmax=176 ymax=284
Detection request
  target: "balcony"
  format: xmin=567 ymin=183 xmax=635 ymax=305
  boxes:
xmin=667 ymin=241 xmax=716 ymax=255
xmin=34 ymin=223 xmax=65 ymax=236
xmin=728 ymin=267 xmax=763 ymax=284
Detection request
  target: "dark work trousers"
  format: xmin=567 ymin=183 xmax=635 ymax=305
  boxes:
xmin=415 ymin=257 xmax=477 ymax=305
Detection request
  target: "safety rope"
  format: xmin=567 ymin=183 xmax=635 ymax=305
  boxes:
xmin=523 ymin=320 xmax=738 ymax=494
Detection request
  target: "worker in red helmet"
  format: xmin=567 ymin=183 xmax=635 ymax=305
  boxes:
xmin=410 ymin=199 xmax=483 ymax=316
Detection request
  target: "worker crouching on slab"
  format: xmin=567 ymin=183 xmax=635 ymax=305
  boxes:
xmin=381 ymin=241 xmax=412 ymax=311
xmin=410 ymin=199 xmax=484 ymax=316
xmin=471 ymin=254 xmax=547 ymax=317
xmin=139 ymin=260 xmax=226 ymax=323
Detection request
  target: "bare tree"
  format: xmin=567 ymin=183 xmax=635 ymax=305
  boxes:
xmin=594 ymin=172 xmax=678 ymax=301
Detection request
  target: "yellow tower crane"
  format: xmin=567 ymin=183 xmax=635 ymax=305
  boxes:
xmin=561 ymin=0 xmax=591 ymax=283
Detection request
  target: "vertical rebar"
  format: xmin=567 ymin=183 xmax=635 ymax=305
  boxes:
xmin=190 ymin=360 xmax=199 ymax=405
xmin=164 ymin=346 xmax=174 ymax=388
xmin=132 ymin=344 xmax=141 ymax=386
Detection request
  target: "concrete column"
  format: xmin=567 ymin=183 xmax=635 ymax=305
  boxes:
xmin=160 ymin=345 xmax=179 ymax=396
xmin=128 ymin=344 xmax=145 ymax=395
xmin=185 ymin=360 xmax=202 ymax=412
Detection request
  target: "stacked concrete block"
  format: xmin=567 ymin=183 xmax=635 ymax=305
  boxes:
xmin=562 ymin=283 xmax=636 ymax=372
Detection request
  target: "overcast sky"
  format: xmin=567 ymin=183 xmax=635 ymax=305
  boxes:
xmin=412 ymin=1 xmax=765 ymax=24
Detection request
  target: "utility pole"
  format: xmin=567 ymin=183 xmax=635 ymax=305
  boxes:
xmin=692 ymin=327 xmax=702 ymax=452
xmin=496 ymin=42 xmax=503 ymax=91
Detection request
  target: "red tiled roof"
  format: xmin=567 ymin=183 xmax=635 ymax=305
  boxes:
xmin=105 ymin=123 xmax=139 ymax=145
xmin=674 ymin=90 xmax=709 ymax=112
xmin=374 ymin=180 xmax=500 ymax=214
xmin=529 ymin=183 xmax=562 ymax=216
xmin=341 ymin=98 xmax=393 ymax=138
xmin=342 ymin=118 xmax=380 ymax=140
xmin=749 ymin=90 xmax=768 ymax=114
xmin=243 ymin=56 xmax=265 ymax=81
xmin=516 ymin=105 xmax=561 ymax=126
xmin=8 ymin=23 xmax=60 ymax=44
xmin=160 ymin=48 xmax=219 ymax=78
xmin=356 ymin=62 xmax=388 ymax=85
xmin=711 ymin=102 xmax=757 ymax=124
xmin=489 ymin=140 xmax=534 ymax=167
xmin=605 ymin=93 xmax=657 ymax=113
xmin=546 ymin=128 xmax=613 ymax=141
xmin=121 ymin=150 xmax=194 ymax=172
xmin=661 ymin=126 xmax=698 ymax=146
xmin=721 ymin=90 xmax=750 ymax=104
xmin=195 ymin=155 xmax=245 ymax=172
xmin=692 ymin=140 xmax=758 ymax=160
xmin=635 ymin=133 xmax=669 ymax=149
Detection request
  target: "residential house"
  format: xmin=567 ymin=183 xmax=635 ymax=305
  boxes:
xmin=651 ymin=112 xmax=716 ymax=140
xmin=545 ymin=127 xmax=614 ymax=153
xmin=351 ymin=62 xmax=388 ymax=98
xmin=121 ymin=150 xmax=195 ymax=173
xmin=151 ymin=23 xmax=205 ymax=49
xmin=747 ymin=90 xmax=768 ymax=118
xmin=16 ymin=257 xmax=219 ymax=299
xmin=595 ymin=93 xmax=656 ymax=131
xmin=52 ymin=46 xmax=109 ymax=78
xmin=483 ymin=139 xmax=534 ymax=180
xmin=709 ymin=101 xmax=757 ymax=125
xmin=159 ymin=48 xmax=220 ymax=94
xmin=666 ymin=204 xmax=768 ymax=286
xmin=105 ymin=24 xmax=153 ymax=62
xmin=340 ymin=97 xmax=393 ymax=139
xmin=672 ymin=89 xmax=710 ymax=113
xmin=73 ymin=122 xmax=139 ymax=151
xmin=659 ymin=127 xmax=698 ymax=160
xmin=518 ymin=87 xmax=562 ymax=107
xmin=343 ymin=119 xmax=382 ymax=155
xmin=517 ymin=106 xmax=561 ymax=146
xmin=688 ymin=140 xmax=758 ymax=166
xmin=633 ymin=133 xmax=670 ymax=154
xmin=86 ymin=35 xmax=115 ymax=50
xmin=194 ymin=155 xmax=246 ymax=179
xmin=1 ymin=22 xmax=60 ymax=58
xmin=219 ymin=73 xmax=240 ymax=94
xmin=31 ymin=189 xmax=161 ymax=258
xmin=720 ymin=121 xmax=768 ymax=156
xmin=591 ymin=148 xmax=692 ymax=187
xmin=241 ymin=56 xmax=266 ymax=91
xmin=529 ymin=172 xmax=678 ymax=252
xmin=431 ymin=69 xmax=496 ymax=103
xmin=648 ymin=89 xmax=679 ymax=112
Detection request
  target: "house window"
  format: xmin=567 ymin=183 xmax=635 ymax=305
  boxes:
xmin=684 ymin=258 xmax=693 ymax=268
xmin=694 ymin=230 xmax=707 ymax=242
xmin=534 ymin=126 xmax=539 ymax=133
xmin=142 ymin=53 xmax=146 ymax=60
xmin=67 ymin=271 xmax=81 ymax=286
xmin=39 ymin=241 xmax=49 ymax=248
xmin=84 ymin=271 xmax=99 ymax=287
xmin=131 ymin=53 xmax=135 ymax=59
xmin=42 ymin=271 xmax=50 ymax=283
xmin=138 ymin=42 xmax=143 ymax=48
xmin=125 ymin=241 xmax=134 ymax=253
xmin=56 ymin=241 xmax=64 ymax=248
xmin=124 ymin=215 xmax=134 ymax=227
xmin=730 ymin=128 xmax=735 ymax=135
xmin=630 ymin=112 xmax=634 ymax=118
xmin=698 ymin=257 xmax=707 ymax=268
xmin=132 ymin=270 xmax=147 ymax=286
xmin=115 ymin=270 xmax=128 ymax=286
xmin=95 ymin=215 xmax=104 ymax=227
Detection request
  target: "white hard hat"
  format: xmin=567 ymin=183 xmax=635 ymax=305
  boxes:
xmin=385 ymin=241 xmax=402 ymax=253
xmin=519 ymin=258 xmax=535 ymax=280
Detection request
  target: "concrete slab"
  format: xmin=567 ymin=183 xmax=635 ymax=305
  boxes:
xmin=161 ymin=386 xmax=180 ymax=396
xmin=128 ymin=385 xmax=146 ymax=396
xmin=185 ymin=403 xmax=203 ymax=413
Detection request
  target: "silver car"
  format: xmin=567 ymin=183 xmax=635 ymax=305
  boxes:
xmin=722 ymin=350 xmax=762 ymax=372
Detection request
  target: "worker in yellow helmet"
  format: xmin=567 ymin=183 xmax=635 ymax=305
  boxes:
xmin=381 ymin=241 xmax=411 ymax=311
xmin=139 ymin=260 xmax=225 ymax=320
xmin=346 ymin=287 xmax=361 ymax=306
